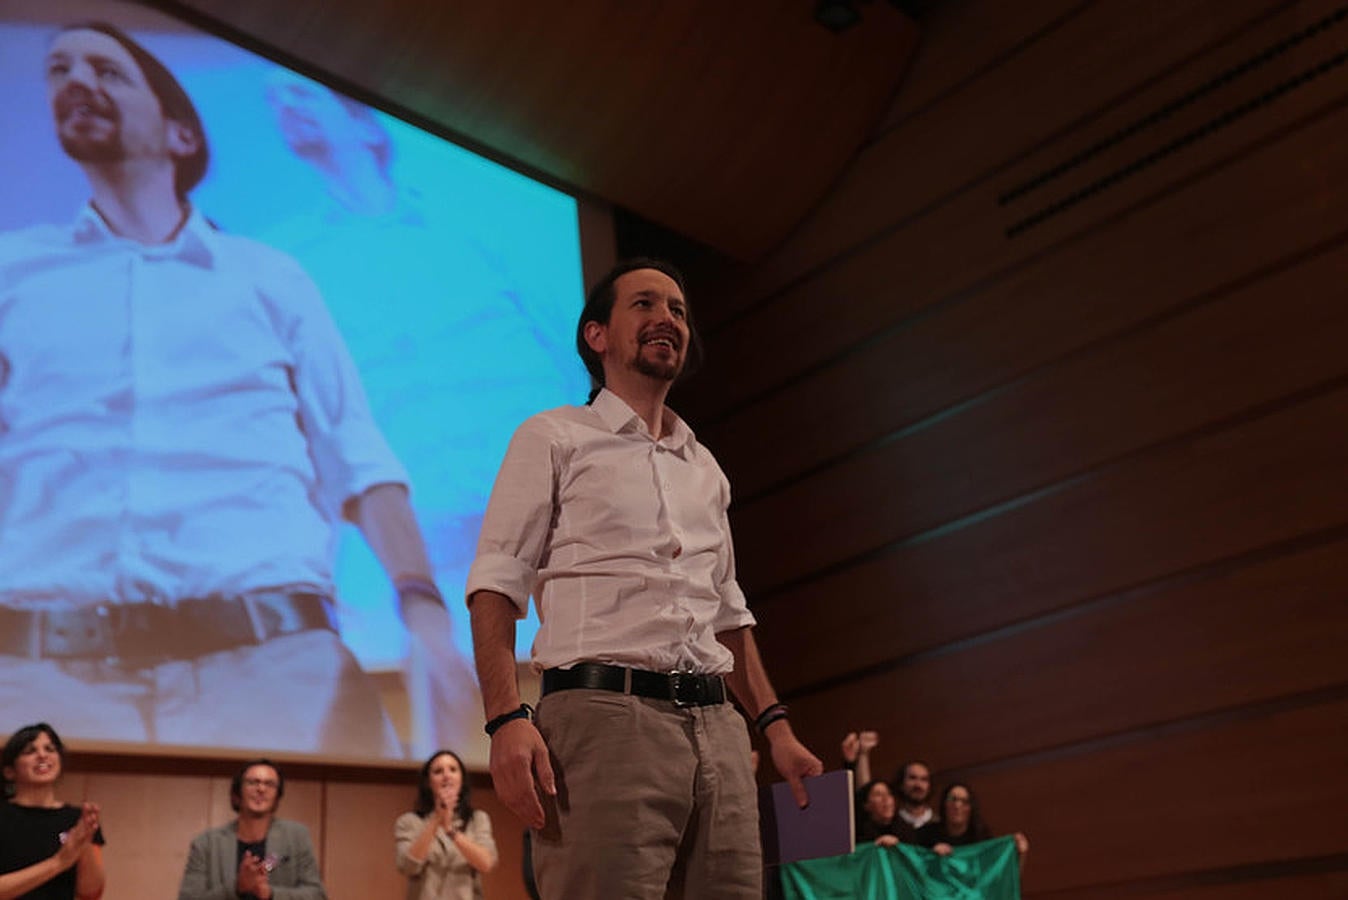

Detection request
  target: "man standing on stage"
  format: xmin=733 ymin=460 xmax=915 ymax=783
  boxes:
xmin=468 ymin=259 xmax=822 ymax=898
xmin=0 ymin=22 xmax=460 ymax=757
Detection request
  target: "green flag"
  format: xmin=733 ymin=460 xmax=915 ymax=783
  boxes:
xmin=780 ymin=836 xmax=1021 ymax=900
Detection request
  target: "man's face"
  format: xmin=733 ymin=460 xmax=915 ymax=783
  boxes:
xmin=266 ymin=70 xmax=373 ymax=163
xmin=900 ymin=763 xmax=931 ymax=806
xmin=44 ymin=29 xmax=171 ymax=167
xmin=588 ymin=268 xmax=690 ymax=384
xmin=238 ymin=764 xmax=282 ymax=817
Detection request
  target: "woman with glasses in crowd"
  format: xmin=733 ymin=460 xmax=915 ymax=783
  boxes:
xmin=916 ymin=782 xmax=1028 ymax=860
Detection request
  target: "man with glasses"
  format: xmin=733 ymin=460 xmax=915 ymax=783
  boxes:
xmin=178 ymin=759 xmax=326 ymax=900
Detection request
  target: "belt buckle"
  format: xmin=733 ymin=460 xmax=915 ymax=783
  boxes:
xmin=668 ymin=671 xmax=704 ymax=708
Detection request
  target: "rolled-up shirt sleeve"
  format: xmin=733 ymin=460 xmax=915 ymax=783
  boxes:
xmin=710 ymin=465 xmax=756 ymax=634
xmin=466 ymin=415 xmax=559 ymax=617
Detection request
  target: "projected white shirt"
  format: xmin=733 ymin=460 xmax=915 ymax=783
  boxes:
xmin=0 ymin=205 xmax=407 ymax=608
xmin=467 ymin=388 xmax=756 ymax=674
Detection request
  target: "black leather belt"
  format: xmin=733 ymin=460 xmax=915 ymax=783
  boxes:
xmin=0 ymin=592 xmax=336 ymax=662
xmin=542 ymin=662 xmax=727 ymax=707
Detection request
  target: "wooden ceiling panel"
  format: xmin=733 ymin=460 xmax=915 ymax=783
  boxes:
xmin=172 ymin=0 xmax=919 ymax=260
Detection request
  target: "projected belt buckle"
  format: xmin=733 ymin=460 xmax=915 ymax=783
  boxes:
xmin=41 ymin=604 xmax=118 ymax=659
xmin=668 ymin=671 xmax=705 ymax=707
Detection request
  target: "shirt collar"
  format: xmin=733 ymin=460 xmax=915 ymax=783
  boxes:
xmin=72 ymin=202 xmax=219 ymax=269
xmin=591 ymin=387 xmax=695 ymax=452
xmin=897 ymin=806 xmax=933 ymax=827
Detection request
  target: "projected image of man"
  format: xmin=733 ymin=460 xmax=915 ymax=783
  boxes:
xmin=259 ymin=72 xmax=586 ymax=756
xmin=0 ymin=22 xmax=462 ymax=758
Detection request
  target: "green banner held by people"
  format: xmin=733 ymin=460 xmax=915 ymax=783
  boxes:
xmin=779 ymin=836 xmax=1021 ymax=900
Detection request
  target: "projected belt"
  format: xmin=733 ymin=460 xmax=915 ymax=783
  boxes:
xmin=0 ymin=592 xmax=335 ymax=662
xmin=541 ymin=662 xmax=727 ymax=707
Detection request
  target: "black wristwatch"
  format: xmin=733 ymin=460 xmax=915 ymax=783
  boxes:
xmin=484 ymin=703 xmax=534 ymax=736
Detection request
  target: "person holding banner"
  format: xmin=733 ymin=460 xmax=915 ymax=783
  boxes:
xmin=916 ymin=782 xmax=1029 ymax=859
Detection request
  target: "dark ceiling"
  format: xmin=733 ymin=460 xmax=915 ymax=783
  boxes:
xmin=172 ymin=0 xmax=919 ymax=261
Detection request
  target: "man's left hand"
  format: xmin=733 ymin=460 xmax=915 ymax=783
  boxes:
xmin=766 ymin=723 xmax=824 ymax=808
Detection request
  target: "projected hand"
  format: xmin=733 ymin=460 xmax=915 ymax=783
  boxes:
xmin=402 ymin=596 xmax=477 ymax=754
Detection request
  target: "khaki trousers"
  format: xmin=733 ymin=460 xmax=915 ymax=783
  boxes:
xmin=532 ymin=688 xmax=761 ymax=900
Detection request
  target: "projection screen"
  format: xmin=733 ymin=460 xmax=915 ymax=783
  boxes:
xmin=0 ymin=0 xmax=590 ymax=767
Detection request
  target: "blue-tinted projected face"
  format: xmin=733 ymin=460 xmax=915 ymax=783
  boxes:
xmin=0 ymin=0 xmax=588 ymax=763
xmin=45 ymin=29 xmax=160 ymax=164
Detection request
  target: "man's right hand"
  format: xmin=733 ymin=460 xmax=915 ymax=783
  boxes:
xmin=488 ymin=718 xmax=555 ymax=830
xmin=236 ymin=852 xmax=271 ymax=899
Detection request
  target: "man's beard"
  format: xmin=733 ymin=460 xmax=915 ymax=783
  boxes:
xmin=631 ymin=327 xmax=685 ymax=381
xmin=54 ymin=90 xmax=124 ymax=164
xmin=59 ymin=131 xmax=124 ymax=164
xmin=632 ymin=352 xmax=681 ymax=382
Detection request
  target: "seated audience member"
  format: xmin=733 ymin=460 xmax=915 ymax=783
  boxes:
xmin=394 ymin=749 xmax=497 ymax=900
xmin=891 ymin=760 xmax=935 ymax=843
xmin=0 ymin=723 xmax=104 ymax=900
xmin=178 ymin=759 xmax=325 ymax=900
xmin=854 ymin=779 xmax=901 ymax=848
xmin=840 ymin=730 xmax=878 ymax=785
xmin=915 ymin=782 xmax=1029 ymax=859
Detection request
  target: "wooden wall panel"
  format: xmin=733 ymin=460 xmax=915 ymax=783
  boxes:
xmin=716 ymin=0 xmax=1308 ymax=313
xmin=731 ymin=241 xmax=1348 ymax=585
xmin=91 ymin=774 xmax=212 ymax=900
xmin=782 ymin=535 xmax=1348 ymax=772
xmin=963 ymin=699 xmax=1348 ymax=893
xmin=696 ymin=2 xmax=1348 ymax=896
xmin=322 ymin=782 xmax=406 ymax=900
xmin=757 ymin=384 xmax=1348 ymax=693
xmin=1046 ymin=870 xmax=1348 ymax=900
xmin=689 ymin=0 xmax=1348 ymax=428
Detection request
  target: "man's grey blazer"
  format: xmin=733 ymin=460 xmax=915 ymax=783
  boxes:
xmin=178 ymin=818 xmax=327 ymax=900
